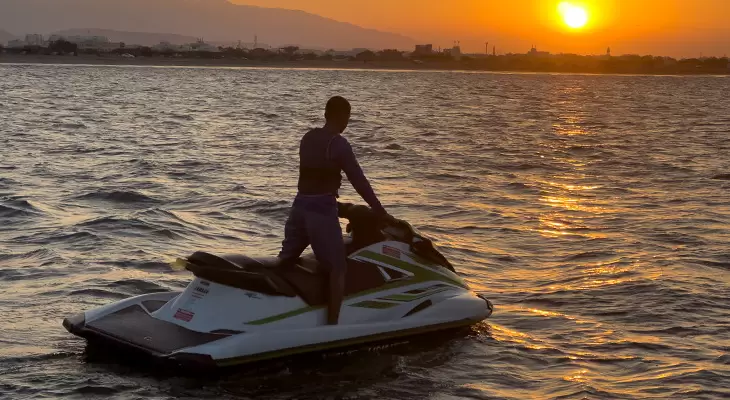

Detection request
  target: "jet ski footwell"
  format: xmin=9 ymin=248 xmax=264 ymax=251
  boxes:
xmin=64 ymin=305 xmax=226 ymax=356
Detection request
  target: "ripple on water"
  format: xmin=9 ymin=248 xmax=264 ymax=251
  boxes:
xmin=0 ymin=197 xmax=44 ymax=217
xmin=73 ymin=190 xmax=161 ymax=205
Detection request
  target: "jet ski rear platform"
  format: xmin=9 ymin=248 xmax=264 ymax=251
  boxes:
xmin=64 ymin=203 xmax=494 ymax=369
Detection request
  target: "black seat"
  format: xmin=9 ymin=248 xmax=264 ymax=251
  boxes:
xmin=186 ymin=251 xmax=389 ymax=306
xmin=187 ymin=252 xmax=297 ymax=297
xmin=277 ymin=259 xmax=387 ymax=306
xmin=220 ymin=254 xmax=282 ymax=270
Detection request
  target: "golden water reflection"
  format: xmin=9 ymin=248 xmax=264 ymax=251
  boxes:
xmin=563 ymin=369 xmax=591 ymax=383
xmin=489 ymin=323 xmax=552 ymax=350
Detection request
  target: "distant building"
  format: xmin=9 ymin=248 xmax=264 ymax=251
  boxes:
xmin=189 ymin=39 xmax=219 ymax=52
xmin=25 ymin=34 xmax=44 ymax=46
xmin=443 ymin=42 xmax=462 ymax=60
xmin=48 ymin=34 xmax=115 ymax=50
xmin=298 ymin=49 xmax=324 ymax=56
xmin=7 ymin=39 xmax=27 ymax=48
xmin=153 ymin=39 xmax=219 ymax=53
xmin=153 ymin=41 xmax=190 ymax=52
xmin=413 ymin=44 xmax=433 ymax=56
xmin=528 ymin=45 xmax=550 ymax=57
xmin=323 ymin=48 xmax=372 ymax=57
xmin=7 ymin=33 xmax=46 ymax=48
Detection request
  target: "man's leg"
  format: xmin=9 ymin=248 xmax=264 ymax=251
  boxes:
xmin=305 ymin=207 xmax=347 ymax=325
xmin=278 ymin=206 xmax=310 ymax=263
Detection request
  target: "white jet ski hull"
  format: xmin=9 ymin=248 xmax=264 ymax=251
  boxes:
xmin=64 ymin=205 xmax=494 ymax=369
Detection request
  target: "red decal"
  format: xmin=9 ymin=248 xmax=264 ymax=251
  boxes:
xmin=174 ymin=309 xmax=195 ymax=322
xmin=383 ymin=245 xmax=401 ymax=259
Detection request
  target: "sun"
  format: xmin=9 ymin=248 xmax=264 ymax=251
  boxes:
xmin=558 ymin=2 xmax=589 ymax=29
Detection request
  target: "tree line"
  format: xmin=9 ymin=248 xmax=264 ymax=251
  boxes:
xmin=2 ymin=39 xmax=80 ymax=56
xmin=2 ymin=41 xmax=728 ymax=74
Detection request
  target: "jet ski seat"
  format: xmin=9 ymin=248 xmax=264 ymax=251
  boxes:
xmin=219 ymin=254 xmax=282 ymax=270
xmin=187 ymin=251 xmax=388 ymax=306
xmin=187 ymin=252 xmax=298 ymax=297
xmin=276 ymin=258 xmax=387 ymax=306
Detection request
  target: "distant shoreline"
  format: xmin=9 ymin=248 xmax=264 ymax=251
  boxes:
xmin=1 ymin=53 xmax=728 ymax=76
xmin=0 ymin=53 xmax=434 ymax=70
xmin=0 ymin=53 xmax=451 ymax=72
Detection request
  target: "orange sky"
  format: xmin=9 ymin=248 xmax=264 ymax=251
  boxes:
xmin=234 ymin=0 xmax=729 ymax=57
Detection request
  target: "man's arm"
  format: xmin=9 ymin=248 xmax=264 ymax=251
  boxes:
xmin=331 ymin=137 xmax=386 ymax=215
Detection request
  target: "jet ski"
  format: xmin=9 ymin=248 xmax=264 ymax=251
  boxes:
xmin=63 ymin=203 xmax=494 ymax=369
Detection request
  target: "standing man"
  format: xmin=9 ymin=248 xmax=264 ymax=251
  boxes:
xmin=279 ymin=96 xmax=388 ymax=325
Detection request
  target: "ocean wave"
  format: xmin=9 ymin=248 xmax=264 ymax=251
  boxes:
xmin=226 ymin=198 xmax=292 ymax=216
xmin=67 ymin=288 xmax=129 ymax=299
xmin=0 ymin=178 xmax=16 ymax=190
xmin=53 ymin=122 xmax=88 ymax=129
xmin=561 ymin=251 xmax=619 ymax=262
xmin=715 ymin=354 xmax=730 ymax=365
xmin=1 ymin=351 xmax=77 ymax=365
xmin=96 ymin=259 xmax=172 ymax=271
xmin=0 ymin=198 xmax=44 ymax=218
xmin=686 ymin=258 xmax=730 ymax=271
xmin=498 ymin=162 xmax=565 ymax=172
xmin=73 ymin=190 xmax=160 ymax=205
xmin=627 ymin=326 xmax=705 ymax=337
xmin=168 ymin=113 xmax=195 ymax=121
xmin=15 ymin=231 xmax=103 ymax=247
xmin=647 ymin=231 xmax=708 ymax=246
xmin=106 ymin=278 xmax=171 ymax=294
xmin=0 ymin=248 xmax=58 ymax=262
xmin=255 ymin=111 xmax=280 ymax=119
xmin=75 ymin=215 xmax=188 ymax=240
xmin=0 ymin=204 xmax=39 ymax=218
xmin=505 ymin=182 xmax=537 ymax=192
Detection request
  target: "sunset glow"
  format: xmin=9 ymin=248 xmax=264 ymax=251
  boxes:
xmin=234 ymin=0 xmax=729 ymax=57
xmin=558 ymin=2 xmax=589 ymax=29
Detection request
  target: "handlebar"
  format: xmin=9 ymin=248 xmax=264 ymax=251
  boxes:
xmin=337 ymin=202 xmax=412 ymax=241
xmin=337 ymin=202 xmax=455 ymax=272
xmin=337 ymin=202 xmax=398 ymax=226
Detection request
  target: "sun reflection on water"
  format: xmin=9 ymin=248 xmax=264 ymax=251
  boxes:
xmin=563 ymin=369 xmax=591 ymax=382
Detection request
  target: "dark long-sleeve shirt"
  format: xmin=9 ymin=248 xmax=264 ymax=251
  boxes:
xmin=296 ymin=128 xmax=385 ymax=215
xmin=329 ymin=135 xmax=385 ymax=214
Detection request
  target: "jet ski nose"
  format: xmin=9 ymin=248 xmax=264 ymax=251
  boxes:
xmin=477 ymin=294 xmax=494 ymax=316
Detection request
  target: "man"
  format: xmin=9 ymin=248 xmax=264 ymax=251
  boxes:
xmin=279 ymin=96 xmax=387 ymax=325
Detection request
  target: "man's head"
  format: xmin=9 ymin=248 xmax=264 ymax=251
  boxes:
xmin=325 ymin=96 xmax=351 ymax=133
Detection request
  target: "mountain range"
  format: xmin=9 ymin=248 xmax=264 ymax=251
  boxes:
xmin=0 ymin=0 xmax=417 ymax=50
xmin=0 ymin=29 xmax=15 ymax=44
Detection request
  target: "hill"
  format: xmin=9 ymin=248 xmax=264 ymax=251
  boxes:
xmin=0 ymin=0 xmax=416 ymax=50
xmin=0 ymin=29 xmax=16 ymax=45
